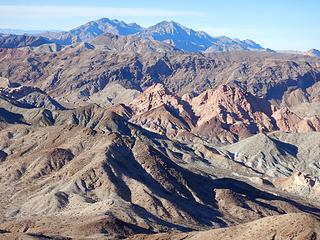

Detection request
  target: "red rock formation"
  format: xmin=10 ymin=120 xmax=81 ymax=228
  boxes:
xmin=190 ymin=84 xmax=275 ymax=139
xmin=128 ymin=83 xmax=320 ymax=140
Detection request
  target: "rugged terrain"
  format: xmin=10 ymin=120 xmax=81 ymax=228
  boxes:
xmin=129 ymin=213 xmax=320 ymax=240
xmin=0 ymin=20 xmax=320 ymax=240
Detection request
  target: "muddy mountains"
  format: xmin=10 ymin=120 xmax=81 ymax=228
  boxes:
xmin=0 ymin=19 xmax=320 ymax=240
xmin=0 ymin=18 xmax=265 ymax=53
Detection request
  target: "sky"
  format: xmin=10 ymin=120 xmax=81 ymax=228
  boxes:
xmin=0 ymin=0 xmax=319 ymax=51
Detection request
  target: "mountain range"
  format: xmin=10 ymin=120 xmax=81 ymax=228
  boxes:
xmin=1 ymin=18 xmax=266 ymax=52
xmin=1 ymin=18 xmax=318 ymax=55
xmin=0 ymin=16 xmax=320 ymax=240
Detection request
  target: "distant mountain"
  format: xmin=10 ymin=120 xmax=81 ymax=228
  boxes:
xmin=3 ymin=18 xmax=320 ymax=54
xmin=205 ymin=37 xmax=265 ymax=53
xmin=91 ymin=32 xmax=178 ymax=54
xmin=42 ymin=18 xmax=143 ymax=45
xmin=277 ymin=49 xmax=320 ymax=57
xmin=39 ymin=18 xmax=265 ymax=52
xmin=0 ymin=33 xmax=51 ymax=48
xmin=136 ymin=20 xmax=264 ymax=52
xmin=135 ymin=20 xmax=214 ymax=52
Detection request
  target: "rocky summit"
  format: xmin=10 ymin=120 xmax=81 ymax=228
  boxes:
xmin=0 ymin=14 xmax=320 ymax=240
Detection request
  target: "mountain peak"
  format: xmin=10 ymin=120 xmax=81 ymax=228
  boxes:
xmin=148 ymin=20 xmax=190 ymax=35
xmin=96 ymin=17 xmax=112 ymax=23
xmin=156 ymin=20 xmax=183 ymax=27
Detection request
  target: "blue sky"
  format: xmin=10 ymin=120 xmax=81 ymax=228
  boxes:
xmin=0 ymin=0 xmax=319 ymax=51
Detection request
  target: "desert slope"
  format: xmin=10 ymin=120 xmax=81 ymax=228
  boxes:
xmin=129 ymin=213 xmax=320 ymax=240
xmin=0 ymin=81 xmax=320 ymax=239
